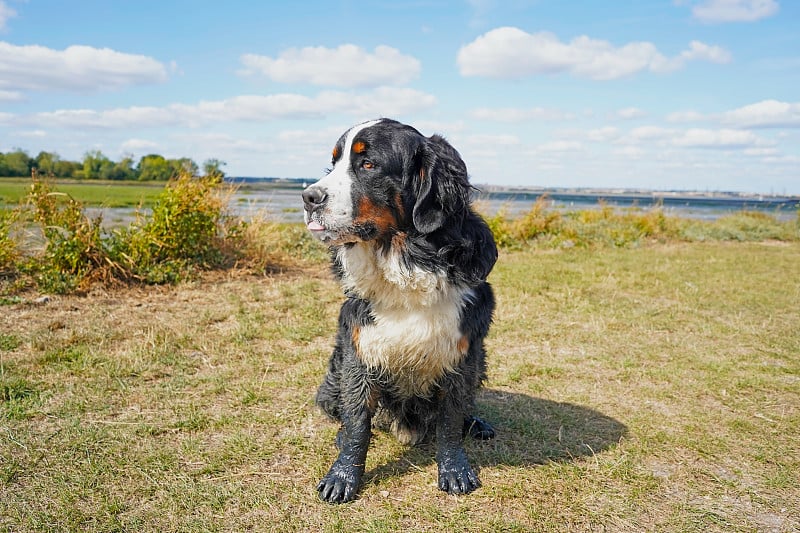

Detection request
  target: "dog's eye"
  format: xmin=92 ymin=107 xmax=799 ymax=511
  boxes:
xmin=362 ymin=161 xmax=375 ymax=170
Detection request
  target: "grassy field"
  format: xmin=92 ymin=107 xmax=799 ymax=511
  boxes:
xmin=1 ymin=241 xmax=798 ymax=531
xmin=0 ymin=178 xmax=165 ymax=208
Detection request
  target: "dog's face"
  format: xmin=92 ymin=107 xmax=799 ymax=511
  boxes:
xmin=302 ymin=119 xmax=465 ymax=244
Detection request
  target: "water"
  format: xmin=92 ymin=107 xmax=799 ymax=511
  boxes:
xmin=80 ymin=186 xmax=800 ymax=228
xmin=472 ymin=190 xmax=800 ymax=222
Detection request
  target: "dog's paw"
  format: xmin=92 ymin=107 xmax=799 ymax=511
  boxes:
xmin=316 ymin=461 xmax=362 ymax=504
xmin=437 ymin=457 xmax=481 ymax=495
xmin=463 ymin=416 xmax=496 ymax=440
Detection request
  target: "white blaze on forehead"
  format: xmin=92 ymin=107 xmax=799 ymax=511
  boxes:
xmin=339 ymin=119 xmax=381 ymax=164
xmin=306 ymin=119 xmax=382 ymax=224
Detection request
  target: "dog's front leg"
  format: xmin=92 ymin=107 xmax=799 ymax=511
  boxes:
xmin=316 ymin=357 xmax=373 ymax=504
xmin=435 ymin=386 xmax=481 ymax=495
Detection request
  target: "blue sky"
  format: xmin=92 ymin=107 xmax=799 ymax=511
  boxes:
xmin=1 ymin=0 xmax=798 ymax=193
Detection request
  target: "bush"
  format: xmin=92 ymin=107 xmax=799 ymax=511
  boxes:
xmin=24 ymin=175 xmax=112 ymax=293
xmin=483 ymin=199 xmax=686 ymax=249
xmin=680 ymin=211 xmax=799 ymax=242
xmin=484 ymin=208 xmax=518 ymax=250
xmin=0 ymin=208 xmax=18 ymax=276
xmin=481 ymin=200 xmax=799 ymax=250
xmin=9 ymin=171 xmax=250 ymax=290
xmin=510 ymin=196 xmax=563 ymax=244
xmin=113 ymin=173 xmax=233 ymax=282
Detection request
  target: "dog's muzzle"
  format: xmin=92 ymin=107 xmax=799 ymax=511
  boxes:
xmin=302 ymin=185 xmax=329 ymax=233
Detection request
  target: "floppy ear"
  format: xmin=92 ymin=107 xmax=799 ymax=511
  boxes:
xmin=411 ymin=143 xmax=447 ymax=234
xmin=410 ymin=135 xmax=471 ymax=234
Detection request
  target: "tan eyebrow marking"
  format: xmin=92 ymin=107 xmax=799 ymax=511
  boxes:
xmin=353 ymin=141 xmax=366 ymax=154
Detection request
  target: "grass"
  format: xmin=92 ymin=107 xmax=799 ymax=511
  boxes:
xmin=0 ymin=178 xmax=165 ymax=208
xmin=1 ymin=241 xmax=798 ymax=531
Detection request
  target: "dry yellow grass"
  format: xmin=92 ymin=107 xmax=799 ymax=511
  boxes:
xmin=1 ymin=242 xmax=798 ymax=531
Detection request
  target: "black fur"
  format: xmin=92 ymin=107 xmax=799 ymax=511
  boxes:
xmin=304 ymin=119 xmax=498 ymax=503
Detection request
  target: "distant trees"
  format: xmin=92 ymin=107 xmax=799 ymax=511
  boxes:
xmin=203 ymin=158 xmax=226 ymax=180
xmin=0 ymin=149 xmax=33 ymax=177
xmin=0 ymin=149 xmax=225 ymax=181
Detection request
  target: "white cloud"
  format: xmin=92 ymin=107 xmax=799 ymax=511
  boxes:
xmin=457 ymin=27 xmax=730 ymax=80
xmin=586 ymin=127 xmax=621 ymax=141
xmin=171 ymin=133 xmax=274 ymax=156
xmin=411 ymin=120 xmax=468 ymax=137
xmin=0 ymin=89 xmax=22 ymax=101
xmin=20 ymin=88 xmax=437 ymax=130
xmin=535 ymin=140 xmax=583 ymax=153
xmin=672 ymin=128 xmax=761 ymax=148
xmin=619 ymin=124 xmax=766 ymax=150
xmin=470 ymin=106 xmax=571 ymax=122
xmin=0 ymin=1 xmax=16 ymax=31
xmin=629 ymin=126 xmax=675 ymax=141
xmin=666 ymin=100 xmax=800 ymax=128
xmin=690 ymin=0 xmax=779 ymax=23
xmin=0 ymin=42 xmax=168 ymax=94
xmin=616 ymin=107 xmax=647 ymax=120
xmin=465 ymin=133 xmax=521 ymax=146
xmin=16 ymin=130 xmax=47 ymax=138
xmin=120 ymin=138 xmax=160 ymax=153
xmin=720 ymin=99 xmax=800 ymax=128
xmin=743 ymin=147 xmax=779 ymax=156
xmin=680 ymin=41 xmax=732 ymax=63
xmin=344 ymin=87 xmax=437 ymax=117
xmin=239 ymin=44 xmax=420 ymax=88
xmin=613 ymin=146 xmax=646 ymax=158
xmin=666 ymin=110 xmax=707 ymax=123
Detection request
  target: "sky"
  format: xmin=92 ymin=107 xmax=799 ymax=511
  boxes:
xmin=0 ymin=0 xmax=798 ymax=194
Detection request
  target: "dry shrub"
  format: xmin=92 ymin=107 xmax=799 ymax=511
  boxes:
xmin=230 ymin=215 xmax=328 ymax=272
xmin=24 ymin=174 xmax=116 ymax=292
xmin=0 ymin=208 xmax=18 ymax=276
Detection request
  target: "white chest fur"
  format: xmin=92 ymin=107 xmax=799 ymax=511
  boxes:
xmin=337 ymin=243 xmax=472 ymax=396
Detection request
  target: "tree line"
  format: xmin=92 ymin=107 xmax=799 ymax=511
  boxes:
xmin=0 ymin=149 xmax=225 ymax=181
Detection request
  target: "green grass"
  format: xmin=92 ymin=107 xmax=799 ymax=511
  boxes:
xmin=0 ymin=178 xmax=165 ymax=208
xmin=1 ymin=242 xmax=798 ymax=531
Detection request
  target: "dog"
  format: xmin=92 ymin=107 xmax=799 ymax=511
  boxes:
xmin=302 ymin=118 xmax=497 ymax=504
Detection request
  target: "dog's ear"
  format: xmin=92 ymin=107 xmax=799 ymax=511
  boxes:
xmin=410 ymin=135 xmax=469 ymax=234
xmin=410 ymin=143 xmax=445 ymax=233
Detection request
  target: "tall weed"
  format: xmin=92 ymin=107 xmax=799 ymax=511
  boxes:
xmin=231 ymin=217 xmax=329 ymax=272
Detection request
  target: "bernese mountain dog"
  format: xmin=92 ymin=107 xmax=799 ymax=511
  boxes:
xmin=302 ymin=118 xmax=498 ymax=504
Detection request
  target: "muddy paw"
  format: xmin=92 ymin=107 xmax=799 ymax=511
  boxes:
xmin=316 ymin=461 xmax=362 ymax=504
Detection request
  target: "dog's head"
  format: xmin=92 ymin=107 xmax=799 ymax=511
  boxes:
xmin=302 ymin=119 xmax=471 ymax=244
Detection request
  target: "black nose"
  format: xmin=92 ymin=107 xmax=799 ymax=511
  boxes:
xmin=302 ymin=187 xmax=328 ymax=211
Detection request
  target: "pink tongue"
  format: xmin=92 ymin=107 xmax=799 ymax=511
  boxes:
xmin=307 ymin=220 xmax=325 ymax=231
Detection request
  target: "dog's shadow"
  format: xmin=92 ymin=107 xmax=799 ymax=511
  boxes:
xmin=364 ymin=389 xmax=628 ymax=484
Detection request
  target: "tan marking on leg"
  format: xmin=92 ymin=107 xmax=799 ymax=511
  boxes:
xmin=458 ymin=335 xmax=470 ymax=356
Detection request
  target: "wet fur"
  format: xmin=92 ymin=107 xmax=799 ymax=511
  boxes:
xmin=306 ymin=119 xmax=498 ymax=503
